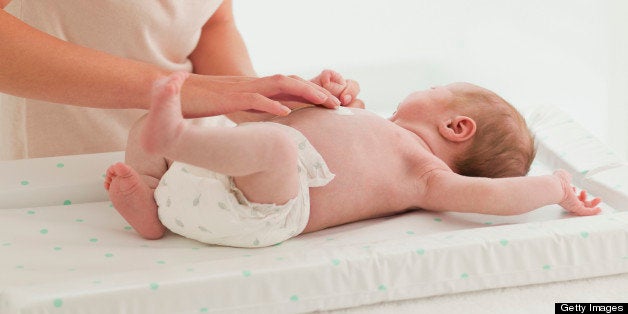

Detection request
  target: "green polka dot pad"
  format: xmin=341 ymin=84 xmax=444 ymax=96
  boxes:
xmin=0 ymin=151 xmax=124 ymax=209
xmin=1 ymin=198 xmax=626 ymax=313
xmin=0 ymin=104 xmax=628 ymax=314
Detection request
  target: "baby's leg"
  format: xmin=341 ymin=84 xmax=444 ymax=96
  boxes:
xmin=103 ymin=79 xmax=177 ymax=240
xmin=142 ymin=72 xmax=299 ymax=205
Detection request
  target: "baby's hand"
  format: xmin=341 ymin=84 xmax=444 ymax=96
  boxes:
xmin=311 ymin=70 xmax=363 ymax=108
xmin=553 ymin=169 xmax=602 ymax=216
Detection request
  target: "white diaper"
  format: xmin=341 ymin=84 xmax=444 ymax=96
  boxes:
xmin=154 ymin=123 xmax=335 ymax=248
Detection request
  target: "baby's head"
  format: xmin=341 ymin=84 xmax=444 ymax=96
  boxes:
xmin=391 ymin=82 xmax=535 ymax=178
xmin=446 ymin=83 xmax=535 ymax=177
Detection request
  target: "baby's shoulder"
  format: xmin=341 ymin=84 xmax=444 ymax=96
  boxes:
xmin=405 ymin=148 xmax=451 ymax=178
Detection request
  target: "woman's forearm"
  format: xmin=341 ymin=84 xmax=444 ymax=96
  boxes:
xmin=188 ymin=0 xmax=261 ymax=123
xmin=190 ymin=20 xmax=260 ymax=123
xmin=0 ymin=9 xmax=261 ymax=118
xmin=1 ymin=4 xmax=339 ymax=120
xmin=0 ymin=9 xmax=167 ymax=110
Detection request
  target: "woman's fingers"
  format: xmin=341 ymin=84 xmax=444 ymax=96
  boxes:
xmin=190 ymin=73 xmax=351 ymax=117
xmin=234 ymin=92 xmax=291 ymax=116
xmin=201 ymin=91 xmax=290 ymax=117
xmin=256 ymin=74 xmax=340 ymax=108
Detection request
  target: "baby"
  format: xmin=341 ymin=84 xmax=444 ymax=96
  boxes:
xmin=105 ymin=72 xmax=601 ymax=248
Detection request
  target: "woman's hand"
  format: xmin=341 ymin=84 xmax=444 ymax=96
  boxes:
xmin=182 ymin=73 xmax=344 ymax=118
xmin=185 ymin=70 xmax=364 ymax=122
xmin=553 ymin=169 xmax=602 ymax=216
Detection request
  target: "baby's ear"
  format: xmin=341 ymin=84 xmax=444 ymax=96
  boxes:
xmin=438 ymin=116 xmax=476 ymax=142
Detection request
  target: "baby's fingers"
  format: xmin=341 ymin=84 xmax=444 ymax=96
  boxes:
xmin=577 ymin=190 xmax=602 ymax=208
xmin=570 ymin=206 xmax=602 ymax=216
xmin=340 ymin=79 xmax=360 ymax=105
xmin=586 ymin=197 xmax=602 ymax=208
xmin=327 ymin=70 xmax=346 ymax=85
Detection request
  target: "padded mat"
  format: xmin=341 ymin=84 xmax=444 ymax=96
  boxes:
xmin=1 ymin=106 xmax=627 ymax=313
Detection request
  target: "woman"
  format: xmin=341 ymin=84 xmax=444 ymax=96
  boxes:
xmin=0 ymin=0 xmax=360 ymax=159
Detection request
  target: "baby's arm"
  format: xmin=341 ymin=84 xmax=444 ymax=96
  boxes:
xmin=419 ymin=169 xmax=601 ymax=216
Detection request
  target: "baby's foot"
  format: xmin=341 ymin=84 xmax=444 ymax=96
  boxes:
xmin=141 ymin=72 xmax=190 ymax=155
xmin=105 ymin=162 xmax=166 ymax=239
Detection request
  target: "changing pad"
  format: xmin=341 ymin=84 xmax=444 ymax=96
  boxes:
xmin=1 ymin=106 xmax=627 ymax=313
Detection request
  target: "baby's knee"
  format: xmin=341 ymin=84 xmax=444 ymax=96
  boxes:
xmin=265 ymin=127 xmax=298 ymax=170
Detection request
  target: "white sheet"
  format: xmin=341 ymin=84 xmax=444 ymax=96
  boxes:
xmin=330 ymin=273 xmax=628 ymax=314
xmin=0 ymin=106 xmax=627 ymax=313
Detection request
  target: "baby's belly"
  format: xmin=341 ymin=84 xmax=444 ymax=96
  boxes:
xmin=271 ymin=107 xmax=411 ymax=232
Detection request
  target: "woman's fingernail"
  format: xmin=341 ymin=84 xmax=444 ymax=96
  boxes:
xmin=333 ymin=97 xmax=341 ymax=106
xmin=343 ymin=95 xmax=352 ymax=104
xmin=278 ymin=110 xmax=290 ymax=116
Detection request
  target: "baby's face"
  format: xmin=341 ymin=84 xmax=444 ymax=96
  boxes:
xmin=389 ymin=86 xmax=455 ymax=128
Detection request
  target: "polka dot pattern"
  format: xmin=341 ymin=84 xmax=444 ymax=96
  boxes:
xmin=0 ymin=136 xmax=626 ymax=314
xmin=1 ymin=200 xmax=626 ymax=313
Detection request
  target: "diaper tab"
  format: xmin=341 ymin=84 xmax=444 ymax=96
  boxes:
xmin=294 ymin=138 xmax=335 ymax=187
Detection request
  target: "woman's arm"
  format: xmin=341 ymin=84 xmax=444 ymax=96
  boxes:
xmin=419 ymin=169 xmax=601 ymax=216
xmin=187 ymin=2 xmax=359 ymax=123
xmin=189 ymin=0 xmax=255 ymax=77
xmin=188 ymin=1 xmax=332 ymax=122
xmin=188 ymin=0 xmax=262 ymax=122
xmin=0 ymin=5 xmax=336 ymax=118
xmin=0 ymin=9 xmax=165 ymax=110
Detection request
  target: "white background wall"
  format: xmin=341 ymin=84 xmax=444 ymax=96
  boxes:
xmin=234 ymin=0 xmax=628 ymax=159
